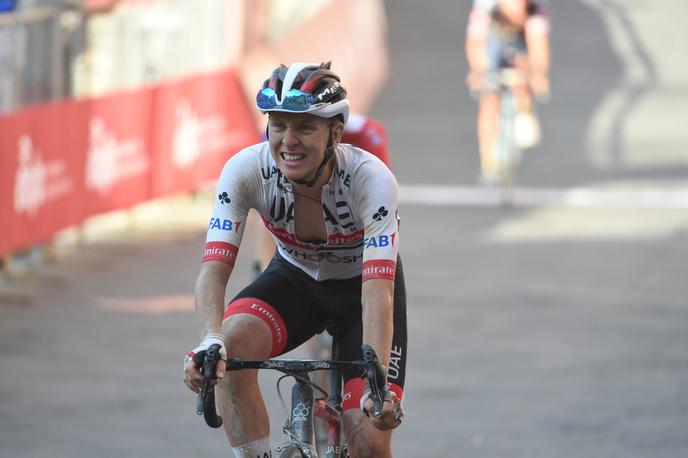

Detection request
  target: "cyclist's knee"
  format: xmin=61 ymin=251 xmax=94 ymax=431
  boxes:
xmin=222 ymin=297 xmax=288 ymax=358
xmin=222 ymin=313 xmax=272 ymax=359
xmin=343 ymin=411 xmax=392 ymax=458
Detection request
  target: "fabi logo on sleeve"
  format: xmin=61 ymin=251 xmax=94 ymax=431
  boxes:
xmin=208 ymin=218 xmax=242 ymax=233
xmin=363 ymin=233 xmax=396 ymax=249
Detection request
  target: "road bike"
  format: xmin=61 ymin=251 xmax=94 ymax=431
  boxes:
xmin=195 ymin=321 xmax=389 ymax=458
xmin=476 ymin=68 xmax=547 ymax=204
xmin=489 ymin=68 xmax=532 ymax=202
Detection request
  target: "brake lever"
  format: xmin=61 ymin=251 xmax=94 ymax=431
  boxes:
xmin=362 ymin=344 xmax=385 ymax=417
xmin=195 ymin=343 xmax=223 ymax=428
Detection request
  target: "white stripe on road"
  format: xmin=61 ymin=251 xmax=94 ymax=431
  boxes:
xmin=399 ymin=184 xmax=688 ymax=209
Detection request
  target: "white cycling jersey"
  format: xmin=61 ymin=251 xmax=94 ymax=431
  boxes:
xmin=468 ymin=0 xmax=550 ymax=39
xmin=203 ymin=142 xmax=400 ymax=282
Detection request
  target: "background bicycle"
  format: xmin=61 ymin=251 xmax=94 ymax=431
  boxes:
xmin=479 ymin=68 xmax=548 ymax=203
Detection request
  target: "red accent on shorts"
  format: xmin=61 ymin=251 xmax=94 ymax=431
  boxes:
xmin=342 ymin=378 xmax=404 ymax=412
xmin=223 ymin=298 xmax=287 ymax=357
xmin=202 ymin=241 xmax=239 ymax=266
xmin=361 ymin=259 xmax=396 ymax=282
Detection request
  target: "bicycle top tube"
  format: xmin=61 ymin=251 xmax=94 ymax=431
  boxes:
xmin=227 ymin=358 xmax=367 ymax=374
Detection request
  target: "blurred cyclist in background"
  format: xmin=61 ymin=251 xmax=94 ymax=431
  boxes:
xmin=342 ymin=113 xmax=391 ymax=169
xmin=253 ymin=112 xmax=391 ymax=274
xmin=465 ymin=0 xmax=550 ymax=184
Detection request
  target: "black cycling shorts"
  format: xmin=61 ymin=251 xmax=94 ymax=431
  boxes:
xmin=224 ymin=252 xmax=408 ymax=410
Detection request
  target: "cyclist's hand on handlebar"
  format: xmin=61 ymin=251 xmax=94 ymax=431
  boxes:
xmin=466 ymin=71 xmax=485 ymax=96
xmin=183 ymin=333 xmax=227 ymax=393
xmin=361 ymin=387 xmax=404 ymax=431
xmin=529 ymin=71 xmax=550 ymax=100
xmin=360 ymin=344 xmax=404 ymax=430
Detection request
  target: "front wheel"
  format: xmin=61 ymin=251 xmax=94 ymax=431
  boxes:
xmin=276 ymin=445 xmax=305 ymax=458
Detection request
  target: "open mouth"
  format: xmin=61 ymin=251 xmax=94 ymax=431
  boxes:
xmin=281 ymin=152 xmax=306 ymax=163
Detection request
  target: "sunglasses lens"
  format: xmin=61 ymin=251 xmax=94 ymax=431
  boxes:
xmin=257 ymin=88 xmax=314 ymax=112
xmin=256 ymin=88 xmax=278 ymax=110
xmin=282 ymin=90 xmax=312 ymax=111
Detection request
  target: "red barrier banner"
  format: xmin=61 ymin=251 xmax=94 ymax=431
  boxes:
xmin=150 ymin=69 xmax=259 ymax=197
xmin=0 ymin=126 xmax=10 ymax=254
xmin=1 ymin=68 xmax=261 ymax=256
xmin=83 ymin=88 xmax=154 ymax=216
xmin=0 ymin=102 xmax=87 ymax=252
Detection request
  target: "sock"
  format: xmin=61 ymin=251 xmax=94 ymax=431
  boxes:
xmin=232 ymin=437 xmax=272 ymax=458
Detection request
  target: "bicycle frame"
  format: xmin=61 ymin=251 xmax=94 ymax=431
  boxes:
xmin=197 ymin=329 xmax=368 ymax=458
xmin=497 ymin=84 xmax=518 ymax=195
xmin=490 ymin=68 xmax=527 ymax=202
xmin=315 ymin=327 xmax=345 ymax=457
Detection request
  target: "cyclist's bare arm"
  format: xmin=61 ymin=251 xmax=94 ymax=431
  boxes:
xmin=465 ymin=7 xmax=490 ymax=58
xmin=525 ymin=12 xmax=550 ymax=93
xmin=184 ymin=260 xmax=233 ymax=392
xmin=184 ymin=150 xmax=255 ymax=392
xmin=195 ymin=260 xmax=232 ymax=341
xmin=465 ymin=9 xmax=491 ymax=90
xmin=361 ymin=278 xmax=394 ymax=368
xmin=361 ymin=278 xmax=401 ymax=430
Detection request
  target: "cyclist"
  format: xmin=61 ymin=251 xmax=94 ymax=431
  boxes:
xmin=183 ymin=62 xmax=406 ymax=458
xmin=253 ymin=111 xmax=392 ymax=275
xmin=465 ymin=0 xmax=550 ymax=183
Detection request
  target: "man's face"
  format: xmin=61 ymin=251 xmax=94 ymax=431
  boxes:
xmin=267 ymin=112 xmax=339 ymax=183
xmin=498 ymin=0 xmax=528 ymax=26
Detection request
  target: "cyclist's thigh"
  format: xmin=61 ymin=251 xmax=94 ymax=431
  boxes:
xmin=339 ymin=256 xmax=408 ymax=410
xmin=226 ymin=256 xmax=326 ymax=357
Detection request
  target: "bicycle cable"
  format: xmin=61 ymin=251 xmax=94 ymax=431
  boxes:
xmin=276 ymin=374 xmax=291 ymax=424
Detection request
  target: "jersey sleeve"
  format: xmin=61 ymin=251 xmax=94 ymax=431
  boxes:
xmin=467 ymin=0 xmax=495 ymax=38
xmin=472 ymin=0 xmax=496 ymax=11
xmin=527 ymin=0 xmax=550 ymax=33
xmin=202 ymin=148 xmax=259 ymax=266
xmin=353 ymin=160 xmax=400 ymax=282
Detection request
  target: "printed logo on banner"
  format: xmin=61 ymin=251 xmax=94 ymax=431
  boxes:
xmin=172 ymin=99 xmax=235 ymax=169
xmin=13 ymin=135 xmax=73 ymax=217
xmin=173 ymin=100 xmax=202 ymax=168
xmin=85 ymin=118 xmax=149 ymax=194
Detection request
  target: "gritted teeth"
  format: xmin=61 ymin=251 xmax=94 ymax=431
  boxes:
xmin=281 ymin=152 xmax=305 ymax=161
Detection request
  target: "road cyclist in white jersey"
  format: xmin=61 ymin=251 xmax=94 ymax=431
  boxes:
xmin=251 ymin=112 xmax=393 ymax=278
xmin=466 ymin=0 xmax=551 ymax=184
xmin=183 ymin=61 xmax=407 ymax=458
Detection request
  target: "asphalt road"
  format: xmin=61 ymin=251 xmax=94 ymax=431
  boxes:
xmin=2 ymin=1 xmax=688 ymax=457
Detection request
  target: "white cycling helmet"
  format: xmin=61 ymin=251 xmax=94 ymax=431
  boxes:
xmin=256 ymin=62 xmax=350 ymax=124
